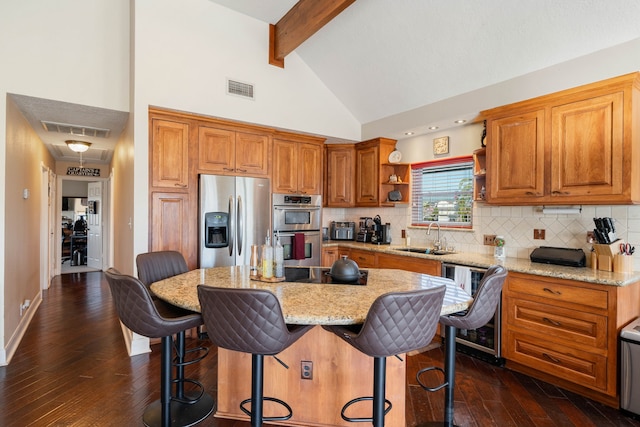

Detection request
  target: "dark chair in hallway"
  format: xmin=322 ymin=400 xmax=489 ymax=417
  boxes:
xmin=105 ymin=268 xmax=214 ymax=427
xmin=416 ymin=265 xmax=507 ymax=427
xmin=323 ymin=286 xmax=446 ymax=427
xmin=197 ymin=286 xmax=313 ymax=427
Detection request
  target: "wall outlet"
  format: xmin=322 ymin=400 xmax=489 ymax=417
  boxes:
xmin=586 ymin=231 xmax=595 ymax=243
xmin=301 ymin=360 xmax=313 ymax=380
xmin=483 ymin=234 xmax=496 ymax=245
xmin=533 ymin=229 xmax=546 ymax=240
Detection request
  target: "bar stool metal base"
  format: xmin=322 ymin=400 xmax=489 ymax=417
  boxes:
xmin=143 ymin=392 xmax=215 ymax=427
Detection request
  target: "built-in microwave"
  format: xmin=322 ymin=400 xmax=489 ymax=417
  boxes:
xmin=272 ymin=194 xmax=321 ymax=232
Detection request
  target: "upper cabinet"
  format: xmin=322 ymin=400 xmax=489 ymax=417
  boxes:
xmin=325 ymin=144 xmax=355 ymax=207
xmin=273 ymin=134 xmax=325 ymax=195
xmin=482 ymin=72 xmax=640 ymax=205
xmin=198 ymin=126 xmax=270 ymax=176
xmin=151 ymin=118 xmax=190 ymax=190
xmin=355 ymin=137 xmax=408 ymax=207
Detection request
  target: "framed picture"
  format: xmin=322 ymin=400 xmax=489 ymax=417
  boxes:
xmin=433 ymin=136 xmax=449 ymax=155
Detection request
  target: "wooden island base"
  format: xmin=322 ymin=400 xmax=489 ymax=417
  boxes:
xmin=215 ymin=325 xmax=406 ymax=426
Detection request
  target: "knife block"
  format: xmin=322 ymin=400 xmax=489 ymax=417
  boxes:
xmin=592 ymin=241 xmax=620 ymax=272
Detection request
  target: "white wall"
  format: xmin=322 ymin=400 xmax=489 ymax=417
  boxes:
xmin=131 ymin=0 xmax=362 ymax=266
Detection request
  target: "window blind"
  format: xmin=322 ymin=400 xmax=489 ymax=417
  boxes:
xmin=411 ymin=157 xmax=474 ymax=227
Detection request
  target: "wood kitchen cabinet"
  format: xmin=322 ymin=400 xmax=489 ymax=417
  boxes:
xmin=148 ymin=108 xmax=324 ymax=269
xmin=355 ymin=137 xmax=399 ymax=206
xmin=149 ymin=113 xmax=197 ymax=268
xmin=273 ymin=135 xmax=324 ymax=194
xmin=376 ymin=253 xmax=441 ymax=276
xmin=483 ymin=72 xmax=640 ymax=205
xmin=325 ymin=144 xmax=355 ymax=207
xmin=198 ymin=126 xmax=270 ymax=176
xmin=150 ymin=192 xmax=195 ymax=267
xmin=502 ymin=271 xmax=640 ymax=407
xmin=151 ymin=118 xmax=190 ymax=189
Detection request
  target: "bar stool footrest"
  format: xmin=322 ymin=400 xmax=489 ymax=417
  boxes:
xmin=340 ymin=396 xmax=392 ymax=423
xmin=416 ymin=366 xmax=448 ymax=392
xmin=240 ymin=396 xmax=293 ymax=422
xmin=173 ymin=345 xmax=209 ymax=368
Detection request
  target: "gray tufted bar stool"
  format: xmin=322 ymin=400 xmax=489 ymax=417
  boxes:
xmin=136 ymin=251 xmax=206 ymax=403
xmin=105 ymin=268 xmax=214 ymax=427
xmin=416 ymin=265 xmax=507 ymax=427
xmin=323 ymin=286 xmax=447 ymax=427
xmin=197 ymin=286 xmax=313 ymax=427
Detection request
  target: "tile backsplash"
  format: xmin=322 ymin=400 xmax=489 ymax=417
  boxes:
xmin=323 ymin=203 xmax=640 ymax=271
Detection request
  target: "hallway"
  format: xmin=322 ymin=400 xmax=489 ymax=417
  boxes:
xmin=0 ymin=272 xmax=638 ymax=426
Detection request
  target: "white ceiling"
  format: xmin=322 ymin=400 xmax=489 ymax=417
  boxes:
xmin=12 ymin=0 xmax=640 ymax=162
xmin=10 ymin=94 xmax=128 ymax=165
xmin=215 ymin=0 xmax=640 ymax=125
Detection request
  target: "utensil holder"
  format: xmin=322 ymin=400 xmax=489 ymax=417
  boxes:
xmin=614 ymin=254 xmax=634 ymax=274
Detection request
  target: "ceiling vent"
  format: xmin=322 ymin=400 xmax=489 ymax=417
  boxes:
xmin=41 ymin=120 xmax=111 ymax=138
xmin=227 ymin=79 xmax=255 ymax=100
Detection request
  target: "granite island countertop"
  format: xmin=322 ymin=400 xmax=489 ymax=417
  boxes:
xmin=150 ymin=266 xmax=472 ymax=325
xmin=324 ymin=241 xmax=640 ymax=287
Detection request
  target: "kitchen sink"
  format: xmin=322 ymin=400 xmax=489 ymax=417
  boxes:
xmin=392 ymin=248 xmax=455 ymax=256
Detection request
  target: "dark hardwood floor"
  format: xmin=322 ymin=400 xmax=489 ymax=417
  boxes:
xmin=1 ymin=271 xmax=638 ymax=426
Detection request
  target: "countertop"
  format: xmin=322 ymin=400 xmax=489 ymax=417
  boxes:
xmin=323 ymin=241 xmax=640 ymax=287
xmin=150 ymin=266 xmax=472 ymax=325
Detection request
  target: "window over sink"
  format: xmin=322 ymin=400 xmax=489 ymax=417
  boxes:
xmin=411 ymin=156 xmax=473 ymax=228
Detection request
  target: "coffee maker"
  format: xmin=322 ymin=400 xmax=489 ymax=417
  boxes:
xmin=356 ymin=217 xmax=372 ymax=243
xmin=370 ymin=216 xmax=391 ymax=245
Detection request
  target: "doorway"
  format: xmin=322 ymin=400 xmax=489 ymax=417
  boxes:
xmin=57 ymin=177 xmax=109 ymax=275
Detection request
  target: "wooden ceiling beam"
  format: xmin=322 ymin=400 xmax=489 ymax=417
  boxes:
xmin=269 ymin=0 xmax=356 ymax=68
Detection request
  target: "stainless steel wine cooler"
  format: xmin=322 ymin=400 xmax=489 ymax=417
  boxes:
xmin=442 ymin=263 xmax=504 ymax=365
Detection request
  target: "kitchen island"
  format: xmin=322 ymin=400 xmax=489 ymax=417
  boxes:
xmin=151 ymin=266 xmax=472 ymax=427
xmin=323 ymin=242 xmax=640 ymax=407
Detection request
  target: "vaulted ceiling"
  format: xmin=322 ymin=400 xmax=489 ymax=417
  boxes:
xmin=212 ymin=0 xmax=640 ymax=132
xmin=14 ymin=0 xmax=640 ymax=163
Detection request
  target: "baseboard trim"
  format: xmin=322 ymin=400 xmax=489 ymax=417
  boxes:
xmin=2 ymin=292 xmax=43 ymax=365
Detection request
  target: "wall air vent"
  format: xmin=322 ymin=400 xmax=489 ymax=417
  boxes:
xmin=227 ymin=79 xmax=255 ymax=100
xmin=41 ymin=121 xmax=111 ymax=138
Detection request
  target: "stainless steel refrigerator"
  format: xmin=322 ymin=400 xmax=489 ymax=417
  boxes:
xmin=199 ymin=175 xmax=271 ymax=268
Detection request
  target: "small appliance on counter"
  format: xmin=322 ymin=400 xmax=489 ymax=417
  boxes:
xmin=330 ymin=221 xmax=356 ymax=241
xmin=529 ymin=246 xmax=586 ymax=267
xmin=370 ymin=215 xmax=392 ymax=245
xmin=356 ymin=217 xmax=373 ymax=243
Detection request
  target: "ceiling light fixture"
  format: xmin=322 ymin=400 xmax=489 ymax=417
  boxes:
xmin=65 ymin=140 xmax=92 ymax=153
xmin=428 ymin=126 xmax=438 ymax=130
xmin=454 ymin=119 xmax=467 ymax=124
xmin=404 ymin=131 xmax=414 ymax=136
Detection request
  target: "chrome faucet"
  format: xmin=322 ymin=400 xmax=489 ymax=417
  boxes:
xmin=427 ymin=222 xmax=442 ymax=251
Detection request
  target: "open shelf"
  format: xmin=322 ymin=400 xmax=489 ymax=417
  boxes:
xmin=381 ymin=163 xmax=410 ymax=205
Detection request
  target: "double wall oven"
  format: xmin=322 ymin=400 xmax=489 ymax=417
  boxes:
xmin=272 ymin=194 xmax=322 ymax=266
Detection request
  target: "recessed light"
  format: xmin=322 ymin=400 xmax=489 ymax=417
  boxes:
xmin=404 ymin=131 xmax=414 ymax=136
xmin=454 ymin=119 xmax=467 ymax=124
xmin=428 ymin=126 xmax=438 ymax=130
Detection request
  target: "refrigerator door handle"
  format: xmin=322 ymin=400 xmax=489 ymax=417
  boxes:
xmin=228 ymin=196 xmax=235 ymax=256
xmin=237 ymin=195 xmax=243 ymax=256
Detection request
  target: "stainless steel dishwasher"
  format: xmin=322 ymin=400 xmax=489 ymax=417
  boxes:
xmin=442 ymin=263 xmax=503 ymax=365
xmin=621 ymin=317 xmax=640 ymax=419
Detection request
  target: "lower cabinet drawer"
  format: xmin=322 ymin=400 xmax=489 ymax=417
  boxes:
xmin=507 ymin=298 xmax=607 ymax=349
xmin=505 ymin=331 xmax=607 ymax=391
xmin=349 ymin=249 xmax=376 ymax=268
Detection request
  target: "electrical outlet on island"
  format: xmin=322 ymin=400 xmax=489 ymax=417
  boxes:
xmin=533 ymin=229 xmax=546 ymax=240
